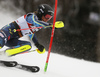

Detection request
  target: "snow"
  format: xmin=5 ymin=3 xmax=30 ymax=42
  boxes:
xmin=0 ymin=4 xmax=100 ymax=77
xmin=0 ymin=52 xmax=100 ymax=77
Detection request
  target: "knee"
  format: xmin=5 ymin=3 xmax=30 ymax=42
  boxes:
xmin=25 ymin=41 xmax=31 ymax=47
xmin=21 ymin=41 xmax=31 ymax=47
xmin=27 ymin=42 xmax=31 ymax=46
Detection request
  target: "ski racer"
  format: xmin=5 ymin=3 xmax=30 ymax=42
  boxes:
xmin=0 ymin=4 xmax=64 ymax=56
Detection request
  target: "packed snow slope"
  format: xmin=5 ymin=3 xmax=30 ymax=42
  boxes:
xmin=0 ymin=4 xmax=100 ymax=77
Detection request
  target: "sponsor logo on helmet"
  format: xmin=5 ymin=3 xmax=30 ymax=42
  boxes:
xmin=40 ymin=9 xmax=44 ymax=13
xmin=48 ymin=10 xmax=54 ymax=13
xmin=41 ymin=5 xmax=45 ymax=9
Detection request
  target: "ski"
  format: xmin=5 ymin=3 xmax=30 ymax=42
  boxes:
xmin=0 ymin=60 xmax=40 ymax=73
xmin=16 ymin=64 xmax=40 ymax=72
xmin=0 ymin=60 xmax=18 ymax=67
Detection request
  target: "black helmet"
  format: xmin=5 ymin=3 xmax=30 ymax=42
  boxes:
xmin=37 ymin=4 xmax=54 ymax=20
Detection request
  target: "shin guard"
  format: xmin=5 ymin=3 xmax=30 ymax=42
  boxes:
xmin=5 ymin=45 xmax=31 ymax=56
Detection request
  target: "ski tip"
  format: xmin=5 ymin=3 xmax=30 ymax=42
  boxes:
xmin=0 ymin=60 xmax=18 ymax=67
xmin=31 ymin=66 xmax=40 ymax=72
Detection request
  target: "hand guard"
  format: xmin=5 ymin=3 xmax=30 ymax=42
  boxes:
xmin=35 ymin=43 xmax=46 ymax=54
xmin=51 ymin=21 xmax=64 ymax=28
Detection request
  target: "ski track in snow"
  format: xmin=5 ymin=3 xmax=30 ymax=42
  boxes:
xmin=0 ymin=3 xmax=100 ymax=77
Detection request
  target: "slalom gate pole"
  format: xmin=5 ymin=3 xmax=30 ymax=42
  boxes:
xmin=44 ymin=0 xmax=58 ymax=72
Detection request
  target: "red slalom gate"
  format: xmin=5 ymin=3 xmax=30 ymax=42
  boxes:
xmin=44 ymin=0 xmax=58 ymax=72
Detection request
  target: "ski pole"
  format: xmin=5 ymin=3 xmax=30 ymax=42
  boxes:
xmin=13 ymin=27 xmax=43 ymax=32
xmin=21 ymin=49 xmax=37 ymax=54
xmin=12 ymin=22 xmax=64 ymax=32
xmin=44 ymin=0 xmax=58 ymax=72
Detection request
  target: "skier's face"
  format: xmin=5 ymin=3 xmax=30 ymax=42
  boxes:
xmin=42 ymin=14 xmax=52 ymax=22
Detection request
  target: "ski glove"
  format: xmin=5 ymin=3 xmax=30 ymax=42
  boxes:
xmin=51 ymin=21 xmax=64 ymax=28
xmin=35 ymin=43 xmax=46 ymax=54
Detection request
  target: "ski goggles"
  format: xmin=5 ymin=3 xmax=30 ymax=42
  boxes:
xmin=44 ymin=14 xmax=52 ymax=21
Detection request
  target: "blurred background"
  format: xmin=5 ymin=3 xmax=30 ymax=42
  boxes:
xmin=0 ymin=0 xmax=100 ymax=62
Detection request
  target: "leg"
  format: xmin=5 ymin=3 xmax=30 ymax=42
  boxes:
xmin=5 ymin=38 xmax=31 ymax=47
xmin=0 ymin=31 xmax=7 ymax=48
xmin=0 ymin=23 xmax=18 ymax=49
xmin=5 ymin=38 xmax=32 ymax=56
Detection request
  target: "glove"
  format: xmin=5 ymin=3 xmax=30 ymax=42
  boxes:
xmin=51 ymin=21 xmax=64 ymax=28
xmin=35 ymin=43 xmax=46 ymax=54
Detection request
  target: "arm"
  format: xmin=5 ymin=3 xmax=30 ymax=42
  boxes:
xmin=32 ymin=14 xmax=51 ymax=28
xmin=26 ymin=13 xmax=64 ymax=29
xmin=26 ymin=13 xmax=50 ymax=28
xmin=32 ymin=16 xmax=64 ymax=29
xmin=29 ymin=34 xmax=45 ymax=54
xmin=29 ymin=34 xmax=38 ymax=44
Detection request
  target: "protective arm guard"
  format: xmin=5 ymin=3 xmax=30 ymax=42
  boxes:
xmin=29 ymin=34 xmax=38 ymax=44
xmin=46 ymin=21 xmax=64 ymax=28
xmin=54 ymin=21 xmax=64 ymax=28
xmin=36 ymin=48 xmax=46 ymax=54
xmin=29 ymin=34 xmax=46 ymax=54
xmin=5 ymin=45 xmax=32 ymax=56
xmin=35 ymin=43 xmax=46 ymax=54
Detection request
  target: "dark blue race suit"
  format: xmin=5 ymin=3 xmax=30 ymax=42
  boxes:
xmin=0 ymin=13 xmax=51 ymax=49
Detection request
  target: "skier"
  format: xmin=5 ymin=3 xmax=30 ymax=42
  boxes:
xmin=0 ymin=4 xmax=63 ymax=56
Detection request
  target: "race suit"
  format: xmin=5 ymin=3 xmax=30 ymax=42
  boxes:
xmin=0 ymin=13 xmax=51 ymax=54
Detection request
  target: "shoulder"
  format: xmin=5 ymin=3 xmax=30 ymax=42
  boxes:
xmin=26 ymin=13 xmax=35 ymax=17
xmin=26 ymin=13 xmax=38 ymax=21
